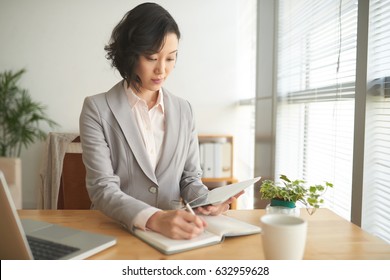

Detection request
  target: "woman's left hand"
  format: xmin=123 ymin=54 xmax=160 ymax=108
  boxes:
xmin=195 ymin=191 xmax=244 ymax=216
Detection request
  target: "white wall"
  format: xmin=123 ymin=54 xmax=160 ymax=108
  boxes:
xmin=0 ymin=0 xmax=256 ymax=209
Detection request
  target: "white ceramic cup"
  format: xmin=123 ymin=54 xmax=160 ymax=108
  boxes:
xmin=260 ymin=214 xmax=308 ymax=260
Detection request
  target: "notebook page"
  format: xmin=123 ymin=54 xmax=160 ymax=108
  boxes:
xmin=134 ymin=229 xmax=221 ymax=254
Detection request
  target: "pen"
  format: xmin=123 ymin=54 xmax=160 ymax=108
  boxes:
xmin=183 ymin=199 xmax=196 ymax=215
xmin=184 ymin=199 xmax=205 ymax=233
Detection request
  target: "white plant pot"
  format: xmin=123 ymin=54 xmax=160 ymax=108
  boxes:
xmin=265 ymin=204 xmax=301 ymax=217
xmin=265 ymin=199 xmax=300 ymax=217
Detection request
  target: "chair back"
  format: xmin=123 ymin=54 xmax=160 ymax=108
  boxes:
xmin=57 ymin=136 xmax=91 ymax=209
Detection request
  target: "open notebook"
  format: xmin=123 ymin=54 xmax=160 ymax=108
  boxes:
xmin=134 ymin=214 xmax=261 ymax=255
xmin=0 ymin=170 xmax=117 ymax=260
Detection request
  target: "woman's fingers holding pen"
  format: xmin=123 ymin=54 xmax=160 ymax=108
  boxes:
xmin=180 ymin=211 xmax=207 ymax=237
xmin=146 ymin=210 xmax=206 ymax=240
xmin=168 ymin=210 xmax=206 ymax=239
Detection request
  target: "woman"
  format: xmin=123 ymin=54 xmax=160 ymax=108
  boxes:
xmin=79 ymin=3 xmax=233 ymax=240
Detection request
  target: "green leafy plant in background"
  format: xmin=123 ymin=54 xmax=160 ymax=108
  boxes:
xmin=0 ymin=69 xmax=58 ymax=157
xmin=260 ymin=174 xmax=334 ymax=215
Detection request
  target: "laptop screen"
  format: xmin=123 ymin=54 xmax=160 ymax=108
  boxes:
xmin=0 ymin=171 xmax=33 ymax=259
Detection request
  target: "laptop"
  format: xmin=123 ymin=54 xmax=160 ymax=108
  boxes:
xmin=187 ymin=176 xmax=261 ymax=208
xmin=0 ymin=170 xmax=117 ymax=260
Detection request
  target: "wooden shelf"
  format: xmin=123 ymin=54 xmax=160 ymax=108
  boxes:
xmin=202 ymin=177 xmax=238 ymax=183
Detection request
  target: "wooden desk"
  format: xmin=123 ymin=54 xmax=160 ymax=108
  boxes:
xmin=18 ymin=209 xmax=390 ymax=260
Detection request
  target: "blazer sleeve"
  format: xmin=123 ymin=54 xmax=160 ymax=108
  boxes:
xmin=179 ymin=100 xmax=209 ymax=202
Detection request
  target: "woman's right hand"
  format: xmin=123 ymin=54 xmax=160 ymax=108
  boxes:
xmin=146 ymin=210 xmax=206 ymax=240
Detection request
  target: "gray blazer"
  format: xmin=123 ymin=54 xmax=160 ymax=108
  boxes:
xmin=79 ymin=81 xmax=208 ymax=232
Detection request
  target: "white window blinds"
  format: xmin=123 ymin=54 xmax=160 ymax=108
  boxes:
xmin=362 ymin=0 xmax=390 ymax=243
xmin=274 ymin=0 xmax=358 ymax=220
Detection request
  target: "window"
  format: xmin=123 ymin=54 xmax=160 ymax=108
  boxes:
xmin=274 ymin=0 xmax=358 ymax=220
xmin=362 ymin=0 xmax=390 ymax=243
xmin=259 ymin=0 xmax=390 ymax=243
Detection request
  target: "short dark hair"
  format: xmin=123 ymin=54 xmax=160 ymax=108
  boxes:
xmin=104 ymin=2 xmax=180 ymax=90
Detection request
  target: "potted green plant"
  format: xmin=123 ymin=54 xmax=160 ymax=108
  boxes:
xmin=0 ymin=69 xmax=58 ymax=207
xmin=0 ymin=69 xmax=58 ymax=157
xmin=259 ymin=174 xmax=333 ymax=215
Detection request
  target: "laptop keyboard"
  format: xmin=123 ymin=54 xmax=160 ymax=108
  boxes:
xmin=26 ymin=235 xmax=80 ymax=260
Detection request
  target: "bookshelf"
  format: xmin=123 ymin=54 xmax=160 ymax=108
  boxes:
xmin=198 ymin=134 xmax=238 ymax=209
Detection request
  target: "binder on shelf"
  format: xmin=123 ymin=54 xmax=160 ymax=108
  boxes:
xmin=202 ymin=143 xmax=215 ymax=177
xmin=198 ymin=135 xmax=233 ymax=179
xmin=213 ymin=142 xmax=222 ymax=178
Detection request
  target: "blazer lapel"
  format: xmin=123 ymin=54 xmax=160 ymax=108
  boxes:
xmin=106 ymin=81 xmax=158 ymax=185
xmin=155 ymin=89 xmax=180 ymax=177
